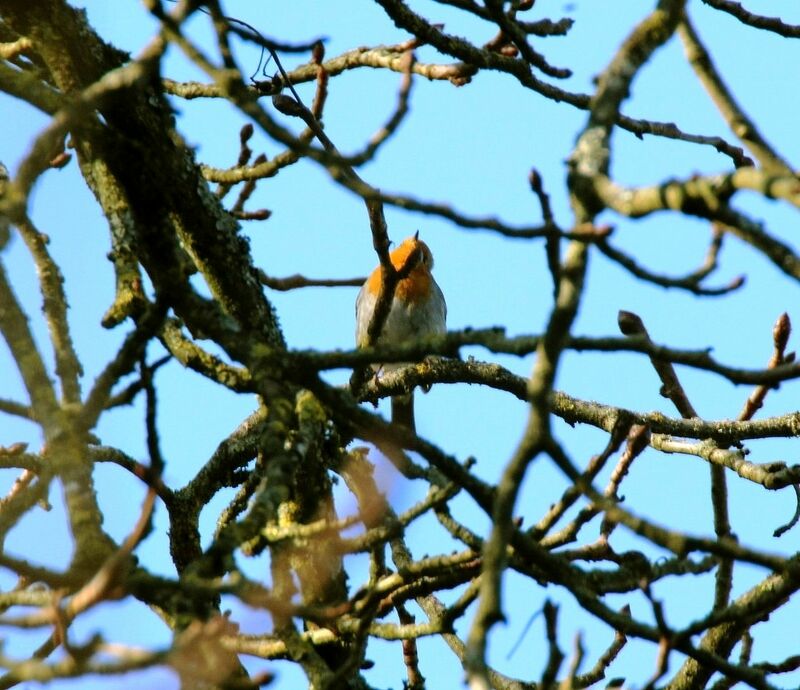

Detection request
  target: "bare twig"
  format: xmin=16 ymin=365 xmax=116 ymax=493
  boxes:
xmin=700 ymin=0 xmax=800 ymax=38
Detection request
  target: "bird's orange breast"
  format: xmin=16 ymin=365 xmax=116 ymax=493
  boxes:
xmin=394 ymin=266 xmax=432 ymax=305
xmin=364 ymin=237 xmax=433 ymax=306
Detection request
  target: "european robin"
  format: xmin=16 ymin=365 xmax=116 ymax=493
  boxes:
xmin=355 ymin=233 xmax=447 ymax=431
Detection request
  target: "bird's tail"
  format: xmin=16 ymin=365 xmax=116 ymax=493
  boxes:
xmin=391 ymin=393 xmax=415 ymax=432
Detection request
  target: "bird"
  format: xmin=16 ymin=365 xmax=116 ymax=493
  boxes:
xmin=355 ymin=233 xmax=446 ymax=431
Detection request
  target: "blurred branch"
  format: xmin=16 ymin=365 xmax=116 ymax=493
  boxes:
xmin=700 ymin=0 xmax=800 ymax=38
xmin=0 ymin=489 xmax=154 ymax=636
xmin=529 ymin=168 xmax=561 ymax=296
xmin=257 ymin=270 xmax=363 ymax=290
xmin=163 ymin=42 xmax=476 ymax=100
xmin=532 ymin=418 xmax=631 ymax=541
xmin=0 ymin=444 xmax=39 ymax=473
xmin=14 ymin=215 xmax=82 ymax=404
xmin=4 ymin=0 xmax=800 ymax=686
xmin=340 ymin=46 xmax=416 ymax=166
xmin=0 ymin=59 xmax=63 ymax=114
xmin=540 ymin=601 xmax=565 ymax=686
xmin=90 ymin=446 xmax=174 ymax=505
xmin=0 ymin=259 xmax=59 ymax=426
xmin=104 ymin=355 xmax=171 ymax=410
xmin=293 ymin=326 xmax=800 ymax=387
xmin=574 ymin=625 xmax=627 ymax=687
xmin=619 ymin=309 xmax=734 ymax=608
xmin=595 ymin=225 xmax=745 ymax=296
xmin=594 ymin=172 xmax=800 ymax=282
xmin=649 ymin=437 xmax=800 ymax=490
xmin=82 ymin=302 xmax=167 ymax=428
xmin=483 ymin=0 xmax=572 ymax=79
xmin=347 ymin=353 xmax=800 ymax=453
xmin=0 ymin=644 xmax=165 ymax=686
xmin=678 ymin=14 xmax=792 ymax=173
xmin=376 ymin=0 xmax=751 ymax=165
xmin=0 ymin=399 xmax=33 ymax=421
xmin=543 ymin=424 xmax=649 ymax=548
xmin=738 ymin=313 xmax=793 ymax=421
xmin=167 ymin=407 xmax=268 ymax=572
xmin=160 ymin=318 xmax=252 ymax=392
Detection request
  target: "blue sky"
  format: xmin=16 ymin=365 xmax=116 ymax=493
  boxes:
xmin=3 ymin=1 xmax=800 ymax=688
